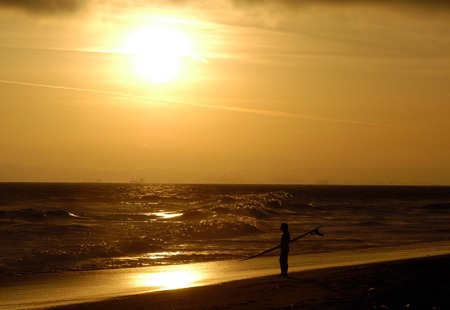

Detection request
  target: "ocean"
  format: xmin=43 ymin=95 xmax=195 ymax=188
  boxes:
xmin=1 ymin=183 xmax=449 ymax=277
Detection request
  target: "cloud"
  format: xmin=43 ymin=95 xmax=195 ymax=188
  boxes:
xmin=232 ymin=0 xmax=450 ymax=9
xmin=0 ymin=0 xmax=88 ymax=14
xmin=2 ymin=0 xmax=449 ymax=15
xmin=0 ymin=79 xmax=382 ymax=126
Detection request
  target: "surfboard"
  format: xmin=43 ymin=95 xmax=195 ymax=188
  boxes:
xmin=239 ymin=225 xmax=324 ymax=262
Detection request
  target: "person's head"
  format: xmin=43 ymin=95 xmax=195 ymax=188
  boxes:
xmin=280 ymin=223 xmax=289 ymax=232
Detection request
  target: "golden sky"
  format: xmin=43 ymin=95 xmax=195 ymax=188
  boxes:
xmin=0 ymin=0 xmax=449 ymax=184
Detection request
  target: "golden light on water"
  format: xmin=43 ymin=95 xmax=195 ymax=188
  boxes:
xmin=152 ymin=212 xmax=183 ymax=219
xmin=135 ymin=269 xmax=201 ymax=290
xmin=121 ymin=21 xmax=196 ymax=83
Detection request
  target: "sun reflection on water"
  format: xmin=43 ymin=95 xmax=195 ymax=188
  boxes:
xmin=153 ymin=211 xmax=183 ymax=219
xmin=134 ymin=269 xmax=201 ymax=290
xmin=143 ymin=251 xmax=181 ymax=260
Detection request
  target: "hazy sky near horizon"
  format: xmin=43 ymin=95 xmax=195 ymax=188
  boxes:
xmin=0 ymin=0 xmax=449 ymax=184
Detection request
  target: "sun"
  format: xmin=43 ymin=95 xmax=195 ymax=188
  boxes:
xmin=123 ymin=25 xmax=194 ymax=83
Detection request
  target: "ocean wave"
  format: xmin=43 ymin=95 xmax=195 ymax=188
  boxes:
xmin=211 ymin=204 xmax=275 ymax=219
xmin=352 ymin=220 xmax=387 ymax=226
xmin=184 ymin=216 xmax=264 ymax=239
xmin=177 ymin=210 xmax=208 ymax=220
xmin=118 ymin=241 xmax=164 ymax=254
xmin=421 ymin=203 xmax=450 ymax=210
xmin=161 ymin=191 xmax=292 ymax=221
xmin=0 ymin=208 xmax=78 ymax=221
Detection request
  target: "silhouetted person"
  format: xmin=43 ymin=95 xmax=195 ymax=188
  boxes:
xmin=279 ymin=222 xmax=290 ymax=276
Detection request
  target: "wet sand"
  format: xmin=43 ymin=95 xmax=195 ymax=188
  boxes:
xmin=52 ymin=254 xmax=449 ymax=310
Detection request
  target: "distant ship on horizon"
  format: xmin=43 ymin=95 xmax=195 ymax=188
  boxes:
xmin=129 ymin=178 xmax=145 ymax=184
xmin=81 ymin=178 xmax=102 ymax=183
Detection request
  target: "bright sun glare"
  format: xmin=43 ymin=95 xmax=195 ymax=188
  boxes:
xmin=123 ymin=25 xmax=194 ymax=83
xmin=135 ymin=270 xmax=200 ymax=290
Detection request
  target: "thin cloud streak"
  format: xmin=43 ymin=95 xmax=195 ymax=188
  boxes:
xmin=1 ymin=0 xmax=449 ymax=15
xmin=0 ymin=79 xmax=382 ymax=126
xmin=0 ymin=79 xmax=132 ymax=98
xmin=171 ymin=99 xmax=384 ymax=126
xmin=232 ymin=0 xmax=450 ymax=8
xmin=0 ymin=0 xmax=88 ymax=14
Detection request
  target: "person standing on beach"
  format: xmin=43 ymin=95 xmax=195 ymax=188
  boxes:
xmin=279 ymin=223 xmax=290 ymax=276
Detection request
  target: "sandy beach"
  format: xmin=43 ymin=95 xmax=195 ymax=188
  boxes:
xmin=1 ymin=243 xmax=450 ymax=310
xmin=46 ymin=254 xmax=450 ymax=310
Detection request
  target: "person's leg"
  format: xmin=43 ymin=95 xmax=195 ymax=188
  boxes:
xmin=279 ymin=252 xmax=288 ymax=276
xmin=284 ymin=255 xmax=288 ymax=275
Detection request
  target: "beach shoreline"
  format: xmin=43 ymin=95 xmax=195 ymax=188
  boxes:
xmin=43 ymin=253 xmax=450 ymax=310
xmin=1 ymin=244 xmax=450 ymax=309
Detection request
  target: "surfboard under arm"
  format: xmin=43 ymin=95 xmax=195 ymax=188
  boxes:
xmin=239 ymin=225 xmax=324 ymax=262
